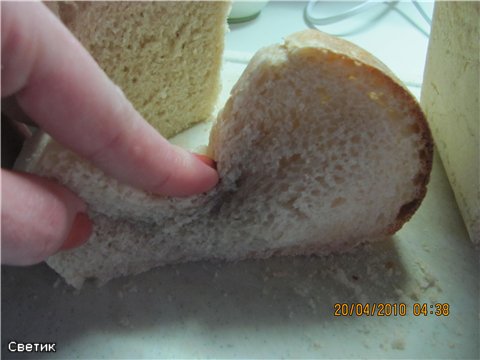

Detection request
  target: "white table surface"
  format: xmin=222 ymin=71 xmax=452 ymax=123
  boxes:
xmin=2 ymin=2 xmax=478 ymax=359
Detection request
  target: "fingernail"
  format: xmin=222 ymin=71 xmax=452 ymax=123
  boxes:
xmin=193 ymin=153 xmax=217 ymax=170
xmin=60 ymin=212 xmax=93 ymax=251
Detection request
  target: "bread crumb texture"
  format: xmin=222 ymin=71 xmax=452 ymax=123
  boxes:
xmin=23 ymin=29 xmax=432 ymax=288
xmin=51 ymin=1 xmax=229 ymax=138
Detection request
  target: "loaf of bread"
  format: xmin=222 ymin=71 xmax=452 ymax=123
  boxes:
xmin=46 ymin=1 xmax=230 ymax=138
xmin=16 ymin=30 xmax=433 ymax=288
xmin=421 ymin=2 xmax=479 ymax=244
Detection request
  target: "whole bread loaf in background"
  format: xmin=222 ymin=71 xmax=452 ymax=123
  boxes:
xmin=16 ymin=29 xmax=433 ymax=288
xmin=46 ymin=1 xmax=230 ymax=138
xmin=421 ymin=2 xmax=479 ymax=245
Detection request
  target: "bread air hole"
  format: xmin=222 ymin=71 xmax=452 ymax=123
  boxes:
xmin=351 ymin=135 xmax=361 ymax=144
xmin=278 ymin=154 xmax=302 ymax=169
xmin=333 ymin=175 xmax=345 ymax=185
xmin=331 ymin=197 xmax=346 ymax=208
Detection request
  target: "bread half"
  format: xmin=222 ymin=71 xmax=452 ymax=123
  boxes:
xmin=16 ymin=30 xmax=433 ymax=288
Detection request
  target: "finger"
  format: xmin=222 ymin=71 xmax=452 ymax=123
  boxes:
xmin=1 ymin=2 xmax=218 ymax=197
xmin=194 ymin=153 xmax=217 ymax=169
xmin=1 ymin=169 xmax=92 ymax=265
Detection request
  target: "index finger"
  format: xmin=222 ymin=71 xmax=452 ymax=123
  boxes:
xmin=1 ymin=1 xmax=218 ymax=197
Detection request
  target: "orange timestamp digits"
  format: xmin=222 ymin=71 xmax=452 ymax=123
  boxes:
xmin=412 ymin=303 xmax=450 ymax=316
xmin=333 ymin=303 xmax=450 ymax=317
xmin=334 ymin=303 xmax=407 ymax=317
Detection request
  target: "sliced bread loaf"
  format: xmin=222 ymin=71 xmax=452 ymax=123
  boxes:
xmin=46 ymin=1 xmax=230 ymax=138
xmin=16 ymin=30 xmax=433 ymax=288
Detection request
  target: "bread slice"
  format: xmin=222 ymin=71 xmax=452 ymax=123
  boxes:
xmin=421 ymin=2 xmax=479 ymax=244
xmin=16 ymin=30 xmax=433 ymax=289
xmin=46 ymin=1 xmax=230 ymax=138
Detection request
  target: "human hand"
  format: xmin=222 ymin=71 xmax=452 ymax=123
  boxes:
xmin=1 ymin=2 xmax=218 ymax=265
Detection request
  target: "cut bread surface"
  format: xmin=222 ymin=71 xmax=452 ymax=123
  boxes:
xmin=47 ymin=1 xmax=230 ymax=138
xmin=421 ymin=2 xmax=479 ymax=244
xmin=16 ymin=30 xmax=433 ymax=288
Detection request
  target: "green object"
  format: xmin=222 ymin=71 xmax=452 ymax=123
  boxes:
xmin=228 ymin=11 xmax=261 ymax=24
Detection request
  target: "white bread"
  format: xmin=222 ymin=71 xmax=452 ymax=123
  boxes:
xmin=16 ymin=30 xmax=433 ymax=289
xmin=46 ymin=1 xmax=230 ymax=138
xmin=421 ymin=2 xmax=479 ymax=244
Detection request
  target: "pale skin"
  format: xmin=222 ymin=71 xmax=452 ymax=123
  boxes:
xmin=1 ymin=2 xmax=219 ymax=265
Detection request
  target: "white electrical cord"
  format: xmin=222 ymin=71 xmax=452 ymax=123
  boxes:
xmin=305 ymin=0 xmax=381 ymax=26
xmin=305 ymin=0 xmax=431 ymax=27
xmin=304 ymin=0 xmax=432 ymax=90
xmin=412 ymin=0 xmax=432 ymax=25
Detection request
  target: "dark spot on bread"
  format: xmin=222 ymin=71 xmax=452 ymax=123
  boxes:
xmin=396 ymin=199 xmax=421 ymax=222
xmin=384 ymin=260 xmax=395 ymax=269
xmin=84 ymin=276 xmax=97 ymax=285
xmin=418 ymin=148 xmax=429 ymax=161
xmin=413 ymin=172 xmax=425 ymax=186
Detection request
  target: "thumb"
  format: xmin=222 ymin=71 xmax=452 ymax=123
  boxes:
xmin=1 ymin=169 xmax=92 ymax=265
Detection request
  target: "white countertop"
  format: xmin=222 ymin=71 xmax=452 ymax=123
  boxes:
xmin=2 ymin=2 xmax=478 ymax=359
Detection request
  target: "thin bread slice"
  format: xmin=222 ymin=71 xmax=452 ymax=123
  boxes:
xmin=16 ymin=30 xmax=433 ymax=288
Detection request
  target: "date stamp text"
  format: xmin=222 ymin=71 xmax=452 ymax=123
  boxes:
xmin=333 ymin=303 xmax=450 ymax=317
